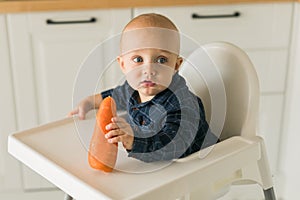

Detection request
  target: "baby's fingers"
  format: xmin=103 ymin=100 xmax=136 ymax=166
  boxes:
xmin=111 ymin=117 xmax=129 ymax=128
xmin=105 ymin=130 xmax=125 ymax=144
xmin=105 ymin=130 xmax=123 ymax=139
xmin=67 ymin=112 xmax=75 ymax=118
xmin=107 ymin=136 xmax=122 ymax=144
xmin=67 ymin=107 xmax=87 ymax=120
xmin=67 ymin=108 xmax=79 ymax=117
xmin=112 ymin=117 xmax=127 ymax=123
xmin=105 ymin=122 xmax=119 ymax=130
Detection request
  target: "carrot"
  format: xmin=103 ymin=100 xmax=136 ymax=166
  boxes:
xmin=88 ymin=96 xmax=118 ymax=172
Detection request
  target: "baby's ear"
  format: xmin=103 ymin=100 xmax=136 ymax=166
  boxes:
xmin=175 ymin=57 xmax=183 ymax=71
xmin=117 ymin=56 xmax=126 ymax=73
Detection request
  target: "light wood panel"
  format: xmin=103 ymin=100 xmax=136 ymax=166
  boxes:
xmin=0 ymin=0 xmax=295 ymax=13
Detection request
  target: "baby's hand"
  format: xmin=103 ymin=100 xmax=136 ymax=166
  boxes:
xmin=67 ymin=97 xmax=94 ymax=120
xmin=105 ymin=117 xmax=134 ymax=150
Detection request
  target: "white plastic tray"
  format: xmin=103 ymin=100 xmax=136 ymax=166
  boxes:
xmin=8 ymin=114 xmax=259 ymax=200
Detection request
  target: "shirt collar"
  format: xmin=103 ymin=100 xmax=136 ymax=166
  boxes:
xmin=128 ymin=72 xmax=185 ymax=107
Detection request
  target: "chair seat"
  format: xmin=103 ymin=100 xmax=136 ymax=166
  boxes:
xmin=176 ymin=136 xmax=261 ymax=164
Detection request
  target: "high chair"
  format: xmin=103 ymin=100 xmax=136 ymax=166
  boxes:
xmin=179 ymin=41 xmax=276 ymax=199
xmin=8 ymin=42 xmax=276 ymax=200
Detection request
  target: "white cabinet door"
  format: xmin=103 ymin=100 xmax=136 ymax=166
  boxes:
xmin=7 ymin=9 xmax=131 ymax=190
xmin=0 ymin=15 xmax=23 ymax=192
xmin=246 ymin=50 xmax=288 ymax=93
xmin=134 ymin=3 xmax=293 ymax=49
xmin=279 ymin=3 xmax=300 ymax=199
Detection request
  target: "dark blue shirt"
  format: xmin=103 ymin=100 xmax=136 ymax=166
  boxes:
xmin=101 ymin=73 xmax=218 ymax=162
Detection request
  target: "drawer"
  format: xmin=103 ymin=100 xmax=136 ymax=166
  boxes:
xmin=247 ymin=49 xmax=288 ymax=93
xmin=26 ymin=9 xmax=131 ymax=34
xmin=258 ymin=94 xmax=284 ymax=175
xmin=134 ymin=3 xmax=293 ymax=49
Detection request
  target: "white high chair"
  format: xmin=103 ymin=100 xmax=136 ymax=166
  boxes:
xmin=8 ymin=42 xmax=276 ymax=200
xmin=179 ymin=41 xmax=276 ymax=199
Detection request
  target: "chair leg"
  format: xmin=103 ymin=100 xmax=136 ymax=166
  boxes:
xmin=263 ymin=187 xmax=276 ymax=200
xmin=64 ymin=193 xmax=73 ymax=200
xmin=255 ymin=137 xmax=276 ymax=200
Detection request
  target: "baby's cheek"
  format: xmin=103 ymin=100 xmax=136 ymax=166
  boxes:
xmin=126 ymin=69 xmax=142 ymax=89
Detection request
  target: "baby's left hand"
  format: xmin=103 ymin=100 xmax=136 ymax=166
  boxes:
xmin=105 ymin=117 xmax=134 ymax=150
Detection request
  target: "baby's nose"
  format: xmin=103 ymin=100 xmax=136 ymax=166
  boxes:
xmin=142 ymin=64 xmax=156 ymax=76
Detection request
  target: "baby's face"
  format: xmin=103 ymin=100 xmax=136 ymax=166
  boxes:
xmin=118 ymin=48 xmax=182 ymax=102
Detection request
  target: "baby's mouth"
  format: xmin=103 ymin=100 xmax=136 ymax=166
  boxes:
xmin=140 ymin=80 xmax=156 ymax=87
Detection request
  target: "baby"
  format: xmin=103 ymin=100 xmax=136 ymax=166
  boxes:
xmin=69 ymin=13 xmax=218 ymax=162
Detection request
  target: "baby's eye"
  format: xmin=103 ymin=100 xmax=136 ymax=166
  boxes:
xmin=156 ymin=56 xmax=168 ymax=64
xmin=133 ymin=56 xmax=143 ymax=63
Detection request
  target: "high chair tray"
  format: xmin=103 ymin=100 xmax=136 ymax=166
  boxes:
xmin=8 ymin=114 xmax=260 ymax=200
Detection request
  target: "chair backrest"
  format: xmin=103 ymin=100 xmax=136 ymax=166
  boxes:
xmin=179 ymin=42 xmax=259 ymax=140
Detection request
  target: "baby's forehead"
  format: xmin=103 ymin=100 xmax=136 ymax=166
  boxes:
xmin=120 ymin=27 xmax=180 ymax=56
xmin=121 ymin=27 xmax=178 ymax=41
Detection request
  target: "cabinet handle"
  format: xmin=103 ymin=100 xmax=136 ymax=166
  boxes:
xmin=191 ymin=11 xmax=241 ymax=19
xmin=46 ymin=17 xmax=97 ymax=25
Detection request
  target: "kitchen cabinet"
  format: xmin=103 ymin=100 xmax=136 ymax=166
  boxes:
xmin=6 ymin=9 xmax=131 ymax=191
xmin=279 ymin=3 xmax=300 ymax=200
xmin=135 ymin=2 xmax=293 ymax=199
xmin=0 ymin=14 xmax=23 ymax=193
xmin=136 ymin=4 xmax=291 ymax=49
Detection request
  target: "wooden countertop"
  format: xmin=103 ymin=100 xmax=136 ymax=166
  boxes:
xmin=0 ymin=0 xmax=297 ymax=13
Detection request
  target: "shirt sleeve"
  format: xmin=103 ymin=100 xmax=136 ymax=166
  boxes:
xmin=101 ymin=89 xmax=113 ymax=99
xmin=100 ymin=82 xmax=132 ymax=111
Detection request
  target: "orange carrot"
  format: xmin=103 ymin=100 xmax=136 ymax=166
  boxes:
xmin=88 ymin=96 xmax=118 ymax=172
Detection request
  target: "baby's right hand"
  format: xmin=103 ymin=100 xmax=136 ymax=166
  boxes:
xmin=68 ymin=97 xmax=94 ymax=120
